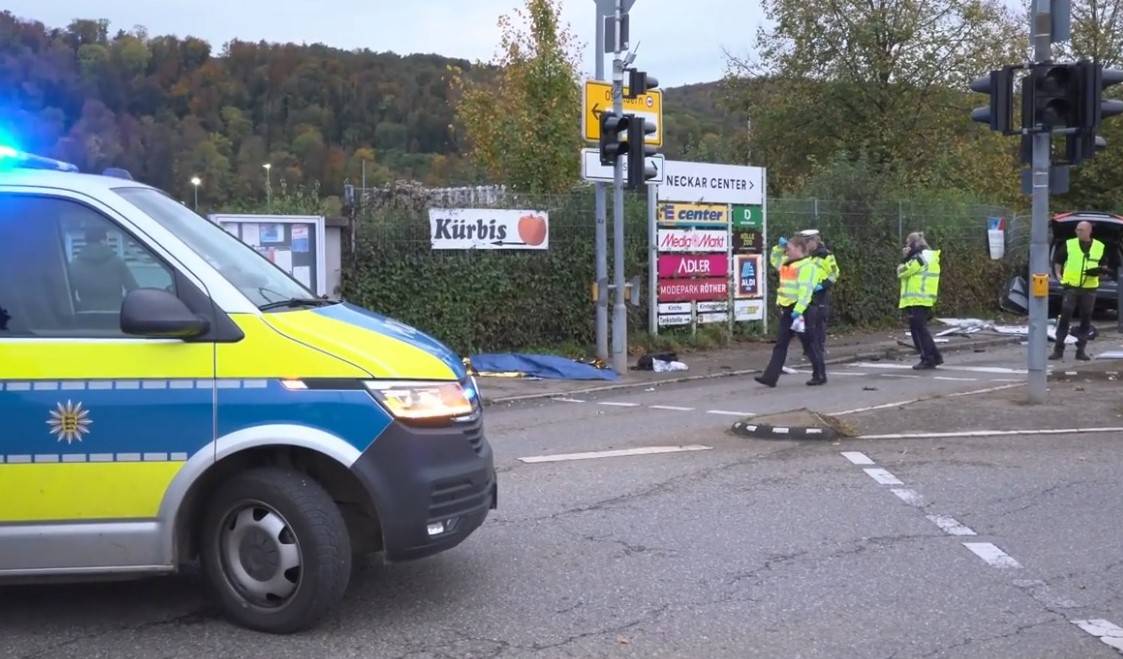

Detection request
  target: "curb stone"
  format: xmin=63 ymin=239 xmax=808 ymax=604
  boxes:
xmin=730 ymin=420 xmax=839 ymax=441
xmin=482 ymin=335 xmax=1022 ymax=406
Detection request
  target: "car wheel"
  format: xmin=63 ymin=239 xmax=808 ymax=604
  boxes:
xmin=200 ymin=467 xmax=351 ymax=633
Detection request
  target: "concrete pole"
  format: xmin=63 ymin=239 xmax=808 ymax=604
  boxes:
xmin=610 ymin=0 xmax=628 ymax=375
xmin=595 ymin=8 xmax=609 ymax=360
xmin=1027 ymin=0 xmax=1053 ymax=404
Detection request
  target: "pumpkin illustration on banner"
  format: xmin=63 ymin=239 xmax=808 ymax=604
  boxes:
xmin=518 ymin=214 xmax=548 ymax=246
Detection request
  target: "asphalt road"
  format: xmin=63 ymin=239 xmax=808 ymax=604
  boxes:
xmin=2 ymin=345 xmax=1121 ymax=658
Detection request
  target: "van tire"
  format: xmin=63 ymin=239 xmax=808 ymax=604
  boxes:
xmin=199 ymin=467 xmax=351 ymax=633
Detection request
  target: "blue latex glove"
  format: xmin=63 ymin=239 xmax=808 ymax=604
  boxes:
xmin=778 ymin=236 xmax=788 ymax=247
xmin=791 ymin=310 xmax=802 ymax=320
xmin=814 ymin=284 xmax=823 ymax=292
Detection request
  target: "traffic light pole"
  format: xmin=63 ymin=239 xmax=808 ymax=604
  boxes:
xmin=1027 ymin=1 xmax=1053 ymax=404
xmin=610 ymin=0 xmax=628 ymax=375
xmin=594 ymin=11 xmax=609 ymax=362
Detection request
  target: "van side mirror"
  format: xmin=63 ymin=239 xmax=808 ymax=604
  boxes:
xmin=121 ymin=289 xmax=210 ymax=339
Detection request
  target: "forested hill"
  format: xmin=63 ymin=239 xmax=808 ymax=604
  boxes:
xmin=0 ymin=13 xmax=736 ymax=206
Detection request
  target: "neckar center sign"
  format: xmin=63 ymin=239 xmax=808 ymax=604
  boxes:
xmin=658 ymin=161 xmax=764 ymax=206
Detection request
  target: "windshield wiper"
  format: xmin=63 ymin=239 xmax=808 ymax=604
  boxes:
xmin=258 ymin=297 xmax=336 ymax=312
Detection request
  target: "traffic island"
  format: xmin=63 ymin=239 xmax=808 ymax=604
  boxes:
xmin=730 ymin=408 xmax=853 ymax=441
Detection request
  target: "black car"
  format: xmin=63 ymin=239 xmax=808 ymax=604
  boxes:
xmin=1047 ymin=211 xmax=1123 ymax=316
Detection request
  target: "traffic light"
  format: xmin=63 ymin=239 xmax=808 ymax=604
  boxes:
xmin=625 ymin=69 xmax=659 ymax=99
xmin=1029 ymin=63 xmax=1081 ymax=129
xmin=1087 ymin=64 xmax=1123 ymax=131
xmin=969 ymin=67 xmax=1014 ymax=133
xmin=626 ymin=116 xmax=657 ymax=189
xmin=599 ymin=111 xmax=629 ymax=165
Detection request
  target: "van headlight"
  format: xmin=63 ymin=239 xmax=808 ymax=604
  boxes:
xmin=364 ymin=380 xmax=476 ymax=422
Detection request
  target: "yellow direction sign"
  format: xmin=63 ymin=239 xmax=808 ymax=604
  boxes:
xmin=582 ymin=80 xmax=663 ymax=147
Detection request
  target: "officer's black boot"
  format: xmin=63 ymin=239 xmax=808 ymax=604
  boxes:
xmin=1075 ymin=348 xmax=1091 ymax=361
xmin=1049 ymin=347 xmax=1064 ymax=360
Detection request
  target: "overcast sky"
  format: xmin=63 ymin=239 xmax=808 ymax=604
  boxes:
xmin=4 ymin=0 xmax=761 ymax=87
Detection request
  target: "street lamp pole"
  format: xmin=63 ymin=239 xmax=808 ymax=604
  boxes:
xmin=263 ymin=163 xmax=273 ymax=210
xmin=190 ymin=176 xmax=201 ymax=211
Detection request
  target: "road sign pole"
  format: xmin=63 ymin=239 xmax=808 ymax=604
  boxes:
xmin=648 ymin=181 xmax=657 ymax=336
xmin=610 ymin=0 xmax=628 ymax=374
xmin=1027 ymin=0 xmax=1054 ymax=404
xmin=594 ymin=7 xmax=609 ymax=361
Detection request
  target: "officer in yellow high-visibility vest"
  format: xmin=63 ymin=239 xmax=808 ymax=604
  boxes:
xmin=755 ymin=234 xmax=825 ymax=387
xmin=898 ymin=231 xmax=943 ymax=370
xmin=1051 ymin=220 xmax=1108 ymax=361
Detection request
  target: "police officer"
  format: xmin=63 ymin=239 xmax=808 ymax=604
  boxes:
xmin=898 ymin=231 xmax=943 ymax=370
xmin=799 ymin=229 xmax=839 ymax=361
xmin=1050 ymin=220 xmax=1109 ymax=361
xmin=755 ymin=234 xmax=825 ymax=387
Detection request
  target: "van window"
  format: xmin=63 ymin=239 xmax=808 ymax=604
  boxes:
xmin=114 ymin=188 xmax=312 ymax=307
xmin=0 ymin=194 xmax=175 ymax=337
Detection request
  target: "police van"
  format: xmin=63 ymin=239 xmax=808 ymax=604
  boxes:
xmin=0 ymin=148 xmax=496 ymax=633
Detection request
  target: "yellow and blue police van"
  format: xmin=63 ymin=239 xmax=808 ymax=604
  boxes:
xmin=0 ymin=148 xmax=496 ymax=633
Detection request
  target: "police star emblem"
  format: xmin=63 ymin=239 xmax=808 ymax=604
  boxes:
xmin=47 ymin=400 xmax=92 ymax=445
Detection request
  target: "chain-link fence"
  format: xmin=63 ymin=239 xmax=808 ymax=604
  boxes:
xmin=340 ymin=187 xmax=1018 ymax=353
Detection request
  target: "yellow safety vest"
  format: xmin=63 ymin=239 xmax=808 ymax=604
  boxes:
xmin=898 ymin=249 xmax=941 ymax=309
xmin=776 ymin=256 xmax=818 ymax=314
xmin=1060 ymin=237 xmax=1104 ymax=289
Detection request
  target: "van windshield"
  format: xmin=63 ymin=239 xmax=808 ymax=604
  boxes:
xmin=114 ymin=187 xmax=316 ymax=308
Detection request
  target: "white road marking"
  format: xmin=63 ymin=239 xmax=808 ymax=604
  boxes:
xmin=963 ymin=542 xmax=1022 ymax=568
xmin=880 ymin=374 xmax=921 ymax=379
xmin=854 ymin=362 xmax=1027 ymax=375
xmin=519 ymin=445 xmax=713 ymax=464
xmin=841 ymin=451 xmax=875 ymax=465
xmin=934 ymin=376 xmax=979 ymax=382
xmin=553 ymin=397 xmax=586 ymax=404
xmin=597 ymin=401 xmax=639 ymax=407
xmin=946 ymin=383 xmax=1025 ymax=398
xmin=891 ymin=488 xmax=924 ymax=506
xmin=993 ymin=378 xmax=1025 ymax=382
xmin=707 ymin=410 xmax=754 ymax=417
xmin=772 ymin=427 xmax=790 ymax=434
xmin=926 ymin=514 xmax=977 ymax=536
xmin=864 ymin=468 xmax=904 ymax=485
xmin=649 ymin=405 xmax=695 ymax=411
xmin=1072 ymin=619 xmax=1123 ymax=653
xmin=832 ymin=399 xmax=921 ymax=416
xmin=857 ymin=427 xmax=1123 ymax=440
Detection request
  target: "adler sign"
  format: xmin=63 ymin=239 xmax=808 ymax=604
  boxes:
xmin=657 ymin=254 xmax=728 ymax=279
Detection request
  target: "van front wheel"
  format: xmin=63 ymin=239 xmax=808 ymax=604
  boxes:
xmin=200 ymin=467 xmax=352 ymax=633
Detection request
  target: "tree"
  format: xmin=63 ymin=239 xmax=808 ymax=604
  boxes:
xmin=452 ymin=0 xmax=581 ymax=193
xmin=727 ymin=0 xmax=1024 ymax=195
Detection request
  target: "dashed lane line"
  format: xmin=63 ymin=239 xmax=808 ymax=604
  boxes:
xmin=891 ymin=488 xmax=924 ymax=507
xmin=706 ymin=410 xmax=755 ymax=417
xmin=597 ymin=401 xmax=639 ymax=407
xmin=926 ymin=514 xmax=977 ymax=537
xmin=841 ymin=451 xmax=875 ymax=465
xmin=962 ymin=542 xmax=1023 ymax=569
xmin=863 ymin=468 xmax=904 ymax=486
xmin=649 ymin=405 xmax=695 ymax=411
xmin=1071 ymin=619 xmax=1123 ymax=653
xmin=518 ymin=445 xmax=713 ymax=464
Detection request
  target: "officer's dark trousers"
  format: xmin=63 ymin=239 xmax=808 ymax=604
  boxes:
xmin=1054 ymin=287 xmax=1095 ymax=352
xmin=761 ymin=306 xmax=824 ymax=385
xmin=906 ymin=306 xmax=942 ymax=365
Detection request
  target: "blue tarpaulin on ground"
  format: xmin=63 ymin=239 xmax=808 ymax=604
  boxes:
xmin=469 ymin=353 xmax=618 ymax=381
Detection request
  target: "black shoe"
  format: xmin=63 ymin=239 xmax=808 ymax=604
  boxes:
xmin=933 ymin=356 xmax=944 ymax=366
xmin=912 ymin=361 xmax=935 ymax=370
xmin=1075 ymin=351 xmax=1091 ymax=361
xmin=754 ymin=376 xmax=777 ymax=388
xmin=1048 ymin=351 xmax=1063 ymax=361
xmin=806 ymin=377 xmax=827 ymax=386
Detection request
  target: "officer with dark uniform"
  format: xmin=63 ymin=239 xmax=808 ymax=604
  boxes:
xmin=799 ymin=229 xmax=839 ymax=362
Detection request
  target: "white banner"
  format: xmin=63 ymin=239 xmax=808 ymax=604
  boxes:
xmin=658 ymin=161 xmax=764 ymax=205
xmin=657 ymin=229 xmax=729 ymax=253
xmin=658 ymin=314 xmax=692 ymax=327
xmin=429 ymin=208 xmax=549 ymax=250
xmin=658 ymin=302 xmax=692 ymax=314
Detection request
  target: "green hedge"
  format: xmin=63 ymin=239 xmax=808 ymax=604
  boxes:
xmin=340 ymin=189 xmax=1017 ymax=354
